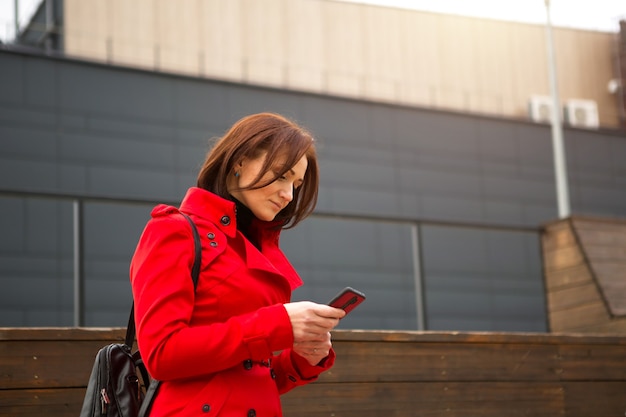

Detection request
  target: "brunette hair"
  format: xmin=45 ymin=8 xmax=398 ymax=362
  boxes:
xmin=197 ymin=112 xmax=319 ymax=229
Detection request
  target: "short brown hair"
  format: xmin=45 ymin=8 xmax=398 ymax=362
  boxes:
xmin=197 ymin=112 xmax=319 ymax=229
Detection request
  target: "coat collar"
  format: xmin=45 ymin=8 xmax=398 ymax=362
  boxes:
xmin=178 ymin=187 xmax=303 ymax=290
xmin=179 ymin=187 xmax=238 ymax=238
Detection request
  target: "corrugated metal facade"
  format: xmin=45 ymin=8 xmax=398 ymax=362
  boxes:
xmin=0 ymin=50 xmax=625 ymax=330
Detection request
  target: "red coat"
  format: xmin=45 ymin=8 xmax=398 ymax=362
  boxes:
xmin=130 ymin=187 xmax=334 ymax=417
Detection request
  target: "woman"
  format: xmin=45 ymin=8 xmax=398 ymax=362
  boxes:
xmin=130 ymin=112 xmax=345 ymax=416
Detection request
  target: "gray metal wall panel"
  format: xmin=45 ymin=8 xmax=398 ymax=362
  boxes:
xmin=5 ymin=50 xmax=622 ymax=224
xmin=0 ymin=197 xmax=74 ymax=326
xmin=422 ymin=225 xmax=546 ymax=332
xmin=283 ymin=217 xmax=417 ymax=330
xmin=1 ymin=50 xmax=625 ymax=330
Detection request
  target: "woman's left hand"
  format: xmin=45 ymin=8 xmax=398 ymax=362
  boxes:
xmin=293 ymin=331 xmax=333 ymax=366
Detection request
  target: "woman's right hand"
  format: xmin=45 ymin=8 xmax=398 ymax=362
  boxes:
xmin=283 ymin=301 xmax=345 ymax=364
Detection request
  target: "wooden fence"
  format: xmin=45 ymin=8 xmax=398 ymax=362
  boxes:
xmin=542 ymin=215 xmax=626 ymax=333
xmin=2 ymin=328 xmax=626 ymax=416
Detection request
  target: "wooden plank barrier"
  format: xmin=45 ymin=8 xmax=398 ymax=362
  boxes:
xmin=542 ymin=215 xmax=626 ymax=333
xmin=2 ymin=328 xmax=626 ymax=417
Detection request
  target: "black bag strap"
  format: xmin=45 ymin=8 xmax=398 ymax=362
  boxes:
xmin=183 ymin=212 xmax=202 ymax=291
xmin=125 ymin=212 xmax=202 ymax=347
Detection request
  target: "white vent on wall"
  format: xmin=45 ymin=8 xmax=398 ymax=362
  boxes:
xmin=563 ymin=99 xmax=599 ymax=129
xmin=527 ymin=95 xmax=554 ymax=123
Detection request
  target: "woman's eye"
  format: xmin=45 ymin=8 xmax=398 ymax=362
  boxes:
xmin=272 ymin=170 xmax=286 ymax=181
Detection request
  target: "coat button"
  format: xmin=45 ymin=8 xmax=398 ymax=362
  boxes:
xmin=270 ymin=369 xmax=276 ymax=379
xmin=202 ymin=404 xmax=211 ymax=413
xmin=210 ymin=241 xmax=218 ymax=247
xmin=220 ymin=215 xmax=230 ymax=226
xmin=247 ymin=409 xmax=256 ymax=417
xmin=243 ymin=359 xmax=253 ymax=370
xmin=207 ymin=232 xmax=215 ymax=239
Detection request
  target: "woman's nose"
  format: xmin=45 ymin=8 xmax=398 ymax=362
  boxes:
xmin=279 ymin=185 xmax=294 ymax=202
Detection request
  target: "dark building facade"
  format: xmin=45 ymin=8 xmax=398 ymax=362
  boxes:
xmin=1 ymin=49 xmax=625 ymax=331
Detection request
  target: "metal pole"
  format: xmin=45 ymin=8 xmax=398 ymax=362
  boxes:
xmin=45 ymin=0 xmax=53 ymax=51
xmin=73 ymin=199 xmax=85 ymax=326
xmin=411 ymin=224 xmax=425 ymax=330
xmin=544 ymin=0 xmax=571 ymax=218
xmin=13 ymin=0 xmax=19 ymax=41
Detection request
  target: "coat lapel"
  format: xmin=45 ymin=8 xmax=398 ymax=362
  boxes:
xmin=242 ymin=225 xmax=303 ymax=291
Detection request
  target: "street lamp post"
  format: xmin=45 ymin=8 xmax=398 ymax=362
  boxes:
xmin=545 ymin=0 xmax=571 ymax=218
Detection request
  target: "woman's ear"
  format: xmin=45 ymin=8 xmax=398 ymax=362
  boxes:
xmin=232 ymin=160 xmax=245 ymax=178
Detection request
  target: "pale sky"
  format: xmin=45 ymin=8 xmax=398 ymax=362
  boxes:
xmin=0 ymin=0 xmax=624 ymax=42
xmin=0 ymin=0 xmax=40 ymax=41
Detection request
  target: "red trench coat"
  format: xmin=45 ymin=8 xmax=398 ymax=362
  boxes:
xmin=130 ymin=187 xmax=334 ymax=417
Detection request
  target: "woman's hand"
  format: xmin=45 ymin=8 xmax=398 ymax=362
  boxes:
xmin=284 ymin=301 xmax=345 ymax=365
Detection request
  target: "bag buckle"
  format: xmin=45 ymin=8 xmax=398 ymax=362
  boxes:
xmin=100 ymin=388 xmax=110 ymax=414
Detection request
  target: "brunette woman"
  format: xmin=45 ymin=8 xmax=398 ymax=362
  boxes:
xmin=130 ymin=112 xmax=345 ymax=417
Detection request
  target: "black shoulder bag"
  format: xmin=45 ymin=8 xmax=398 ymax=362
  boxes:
xmin=79 ymin=213 xmax=201 ymax=417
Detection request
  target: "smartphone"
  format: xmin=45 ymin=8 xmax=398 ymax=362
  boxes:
xmin=328 ymin=287 xmax=366 ymax=315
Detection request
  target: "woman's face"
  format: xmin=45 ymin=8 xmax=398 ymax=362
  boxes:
xmin=229 ymin=152 xmax=308 ymax=222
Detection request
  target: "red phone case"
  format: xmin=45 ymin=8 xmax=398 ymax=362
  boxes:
xmin=328 ymin=287 xmax=366 ymax=315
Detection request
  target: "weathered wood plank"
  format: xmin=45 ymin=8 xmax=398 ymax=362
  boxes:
xmin=0 ymin=388 xmax=84 ymax=417
xmin=309 ymin=330 xmax=626 ymax=345
xmin=0 ymin=340 xmax=119 ymax=389
xmin=282 ymin=382 xmax=564 ymax=417
xmin=549 ymin=302 xmax=610 ymax=332
xmin=325 ymin=341 xmax=560 ymax=382
xmin=558 ymin=344 xmax=626 ymax=380
xmin=543 ymin=264 xmax=592 ymax=290
xmin=592 ymin=263 xmax=626 ymax=316
xmin=572 ymin=320 xmax=626 ymax=334
xmin=1 ymin=381 xmax=624 ymax=417
xmin=5 ymin=328 xmax=626 ymax=345
xmin=583 ymin=245 xmax=626 ymax=261
xmin=0 ymin=327 xmax=126 ymax=341
xmin=546 ymin=282 xmax=602 ymax=311
xmin=329 ymin=340 xmax=626 ymax=383
xmin=574 ymin=228 xmax=626 ymax=247
xmin=541 ymin=224 xmax=576 ymax=252
xmin=593 ymin=260 xmax=626 ymax=276
xmin=543 ymin=245 xmax=585 ymax=270
xmin=572 ymin=217 xmax=626 ymax=235
xmin=563 ymin=381 xmax=626 ymax=417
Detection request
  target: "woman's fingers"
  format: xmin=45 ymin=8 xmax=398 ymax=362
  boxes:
xmin=293 ymin=332 xmax=333 ymax=365
xmin=284 ymin=301 xmax=345 ymax=343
